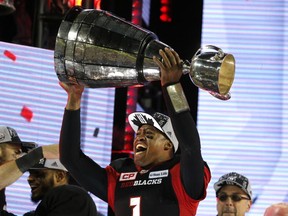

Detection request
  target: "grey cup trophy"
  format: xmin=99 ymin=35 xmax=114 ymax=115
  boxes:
xmin=54 ymin=6 xmax=235 ymax=100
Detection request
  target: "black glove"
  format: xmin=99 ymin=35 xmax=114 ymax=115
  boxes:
xmin=23 ymin=211 xmax=35 ymax=216
xmin=0 ymin=210 xmax=17 ymax=216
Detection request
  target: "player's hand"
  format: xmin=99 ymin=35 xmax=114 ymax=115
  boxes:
xmin=59 ymin=77 xmax=84 ymax=96
xmin=153 ymin=47 xmax=183 ymax=86
xmin=59 ymin=77 xmax=84 ymax=110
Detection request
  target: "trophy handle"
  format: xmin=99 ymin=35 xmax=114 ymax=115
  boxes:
xmin=182 ymin=45 xmax=235 ymax=101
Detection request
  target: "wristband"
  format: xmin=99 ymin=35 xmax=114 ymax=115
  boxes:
xmin=15 ymin=147 xmax=43 ymax=173
xmin=166 ymin=83 xmax=190 ymax=113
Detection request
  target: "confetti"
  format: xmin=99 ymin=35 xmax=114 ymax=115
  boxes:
xmin=4 ymin=50 xmax=17 ymax=61
xmin=21 ymin=106 xmax=33 ymax=122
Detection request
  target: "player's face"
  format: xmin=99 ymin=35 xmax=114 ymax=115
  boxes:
xmin=0 ymin=143 xmax=22 ymax=165
xmin=216 ymin=185 xmax=252 ymax=216
xmin=27 ymin=169 xmax=57 ymax=203
xmin=133 ymin=124 xmax=173 ymax=169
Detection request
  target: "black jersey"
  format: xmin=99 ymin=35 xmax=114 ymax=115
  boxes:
xmin=106 ymin=156 xmax=210 ymax=216
xmin=60 ymin=86 xmax=211 ymax=216
xmin=28 ymin=185 xmax=97 ymax=216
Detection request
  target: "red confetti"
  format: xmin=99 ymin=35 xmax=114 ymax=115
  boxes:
xmin=4 ymin=50 xmax=16 ymax=61
xmin=21 ymin=106 xmax=33 ymax=122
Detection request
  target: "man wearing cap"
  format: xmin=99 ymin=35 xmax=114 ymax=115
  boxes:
xmin=21 ymin=158 xmax=98 ymax=216
xmin=59 ymin=47 xmax=211 ymax=215
xmin=214 ymin=172 xmax=253 ymax=216
xmin=0 ymin=126 xmax=58 ymax=211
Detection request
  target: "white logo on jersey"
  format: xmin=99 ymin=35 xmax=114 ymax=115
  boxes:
xmin=149 ymin=170 xmax=169 ymax=179
xmin=133 ymin=178 xmax=162 ymax=186
xmin=120 ymin=172 xmax=137 ymax=181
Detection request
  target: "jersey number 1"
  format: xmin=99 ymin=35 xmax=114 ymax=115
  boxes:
xmin=130 ymin=197 xmax=141 ymax=216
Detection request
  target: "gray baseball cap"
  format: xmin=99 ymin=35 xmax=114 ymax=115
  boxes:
xmin=30 ymin=158 xmax=67 ymax=171
xmin=214 ymin=172 xmax=252 ymax=199
xmin=0 ymin=126 xmax=37 ymax=152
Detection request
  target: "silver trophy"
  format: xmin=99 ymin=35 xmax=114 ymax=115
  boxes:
xmin=54 ymin=6 xmax=235 ymax=100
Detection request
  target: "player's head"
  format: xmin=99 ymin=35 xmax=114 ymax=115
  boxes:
xmin=214 ymin=172 xmax=252 ymax=216
xmin=27 ymin=158 xmax=69 ymax=202
xmin=0 ymin=126 xmax=37 ymax=165
xmin=128 ymin=112 xmax=178 ymax=168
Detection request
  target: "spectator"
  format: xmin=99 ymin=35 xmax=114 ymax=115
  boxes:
xmin=23 ymin=158 xmax=98 ymax=216
xmin=214 ymin=172 xmax=252 ymax=216
xmin=0 ymin=126 xmax=58 ymax=211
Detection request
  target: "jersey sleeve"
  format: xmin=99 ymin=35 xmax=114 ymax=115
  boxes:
xmin=59 ymin=109 xmax=108 ymax=201
xmin=162 ymin=85 xmax=211 ymax=200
